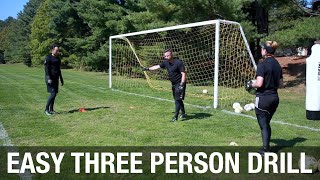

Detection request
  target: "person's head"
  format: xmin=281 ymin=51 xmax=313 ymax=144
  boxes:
xmin=50 ymin=44 xmax=60 ymax=57
xmin=163 ymin=48 xmax=173 ymax=61
xmin=260 ymin=41 xmax=279 ymax=57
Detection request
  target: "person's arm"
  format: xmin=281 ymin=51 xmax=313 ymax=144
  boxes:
xmin=59 ymin=70 xmax=64 ymax=86
xmin=142 ymin=65 xmax=161 ymax=71
xmin=180 ymin=71 xmax=186 ymax=85
xmin=149 ymin=65 xmax=161 ymax=70
xmin=44 ymin=56 xmax=52 ymax=82
xmin=278 ymin=78 xmax=283 ymax=88
xmin=252 ymin=76 xmax=263 ymax=88
xmin=58 ymin=59 xmax=64 ymax=86
xmin=278 ymin=69 xmax=284 ymax=88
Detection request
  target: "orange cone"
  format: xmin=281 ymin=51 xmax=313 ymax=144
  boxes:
xmin=79 ymin=108 xmax=86 ymax=112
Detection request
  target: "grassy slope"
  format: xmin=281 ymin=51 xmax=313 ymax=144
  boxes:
xmin=0 ymin=64 xmax=319 ymax=146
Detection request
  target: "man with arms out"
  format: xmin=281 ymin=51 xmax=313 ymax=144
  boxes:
xmin=143 ymin=48 xmax=187 ymax=122
xmin=44 ymin=44 xmax=64 ymax=115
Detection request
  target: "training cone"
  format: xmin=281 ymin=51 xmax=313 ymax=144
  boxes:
xmin=79 ymin=108 xmax=86 ymax=112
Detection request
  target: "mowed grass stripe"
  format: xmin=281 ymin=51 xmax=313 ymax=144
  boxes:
xmin=0 ymin=64 xmax=319 ymax=146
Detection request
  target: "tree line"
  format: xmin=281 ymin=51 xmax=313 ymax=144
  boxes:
xmin=0 ymin=0 xmax=319 ymax=71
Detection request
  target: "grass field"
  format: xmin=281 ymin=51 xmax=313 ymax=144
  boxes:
xmin=0 ymin=63 xmax=319 ymax=147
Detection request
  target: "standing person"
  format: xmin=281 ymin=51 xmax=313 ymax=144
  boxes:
xmin=143 ymin=48 xmax=187 ymax=122
xmin=44 ymin=44 xmax=64 ymax=115
xmin=246 ymin=41 xmax=283 ymax=155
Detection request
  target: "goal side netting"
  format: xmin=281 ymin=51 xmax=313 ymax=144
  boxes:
xmin=109 ymin=20 xmax=256 ymax=109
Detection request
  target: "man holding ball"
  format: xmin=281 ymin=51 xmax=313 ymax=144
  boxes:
xmin=143 ymin=48 xmax=187 ymax=122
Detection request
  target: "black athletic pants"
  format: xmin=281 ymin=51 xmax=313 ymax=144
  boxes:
xmin=172 ymin=83 xmax=186 ymax=119
xmin=45 ymin=92 xmax=57 ymax=112
xmin=174 ymin=100 xmax=185 ymax=119
xmin=255 ymin=95 xmax=279 ymax=149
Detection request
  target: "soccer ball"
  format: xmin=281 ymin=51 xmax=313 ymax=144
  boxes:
xmin=202 ymin=89 xmax=208 ymax=94
xmin=229 ymin=141 xmax=238 ymax=146
xmin=234 ymin=106 xmax=243 ymax=114
xmin=232 ymin=102 xmax=241 ymax=109
xmin=250 ymin=103 xmax=255 ymax=109
xmin=298 ymin=155 xmax=318 ymax=173
xmin=244 ymin=104 xmax=253 ymax=111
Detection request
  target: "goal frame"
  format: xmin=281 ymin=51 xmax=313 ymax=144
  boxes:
xmin=109 ymin=19 xmax=256 ymax=109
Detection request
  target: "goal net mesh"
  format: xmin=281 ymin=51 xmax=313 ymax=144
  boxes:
xmin=110 ymin=21 xmax=256 ymax=109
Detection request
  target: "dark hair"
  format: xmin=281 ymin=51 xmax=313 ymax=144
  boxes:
xmin=164 ymin=48 xmax=173 ymax=53
xmin=50 ymin=44 xmax=59 ymax=50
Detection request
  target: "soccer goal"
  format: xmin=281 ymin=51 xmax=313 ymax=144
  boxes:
xmin=109 ymin=20 xmax=257 ymax=109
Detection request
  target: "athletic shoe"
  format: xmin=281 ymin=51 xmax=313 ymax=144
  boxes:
xmin=50 ymin=111 xmax=58 ymax=114
xmin=258 ymin=146 xmax=270 ymax=156
xmin=44 ymin=110 xmax=52 ymax=116
xmin=179 ymin=114 xmax=187 ymax=119
xmin=170 ymin=117 xmax=177 ymax=122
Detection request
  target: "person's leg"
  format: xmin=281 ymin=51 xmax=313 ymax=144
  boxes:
xmin=45 ymin=92 xmax=56 ymax=114
xmin=173 ymin=100 xmax=181 ymax=120
xmin=49 ymin=92 xmax=57 ymax=112
xmin=178 ymin=100 xmax=187 ymax=119
xmin=180 ymin=100 xmax=185 ymax=115
xmin=256 ymin=113 xmax=271 ymax=152
xmin=170 ymin=85 xmax=178 ymax=122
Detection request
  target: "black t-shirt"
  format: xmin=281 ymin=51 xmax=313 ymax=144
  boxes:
xmin=44 ymin=54 xmax=62 ymax=79
xmin=256 ymin=57 xmax=283 ymax=96
xmin=160 ymin=59 xmax=185 ymax=84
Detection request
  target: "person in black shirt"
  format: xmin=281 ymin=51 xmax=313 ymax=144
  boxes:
xmin=44 ymin=44 xmax=64 ymax=115
xmin=143 ymin=48 xmax=187 ymax=122
xmin=246 ymin=41 xmax=283 ymax=155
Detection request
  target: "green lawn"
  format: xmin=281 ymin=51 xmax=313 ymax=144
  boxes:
xmin=0 ymin=63 xmax=319 ymax=146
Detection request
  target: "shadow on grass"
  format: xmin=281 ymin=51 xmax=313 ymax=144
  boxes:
xmin=63 ymin=106 xmax=111 ymax=114
xmin=271 ymin=137 xmax=307 ymax=152
xmin=181 ymin=112 xmax=212 ymax=121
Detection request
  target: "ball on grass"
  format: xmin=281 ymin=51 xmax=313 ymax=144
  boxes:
xmin=234 ymin=106 xmax=243 ymax=114
xmin=244 ymin=104 xmax=253 ymax=111
xmin=298 ymin=155 xmax=318 ymax=173
xmin=229 ymin=141 xmax=238 ymax=146
xmin=232 ymin=102 xmax=241 ymax=109
xmin=202 ymin=89 xmax=208 ymax=94
xmin=250 ymin=103 xmax=255 ymax=109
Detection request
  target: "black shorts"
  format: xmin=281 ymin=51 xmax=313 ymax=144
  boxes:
xmin=46 ymin=77 xmax=59 ymax=93
xmin=255 ymin=95 xmax=279 ymax=115
xmin=172 ymin=83 xmax=186 ymax=100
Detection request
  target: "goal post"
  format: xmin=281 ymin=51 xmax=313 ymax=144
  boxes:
xmin=109 ymin=20 xmax=257 ymax=109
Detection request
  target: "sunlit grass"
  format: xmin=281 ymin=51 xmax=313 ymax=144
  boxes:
xmin=0 ymin=64 xmax=319 ymax=146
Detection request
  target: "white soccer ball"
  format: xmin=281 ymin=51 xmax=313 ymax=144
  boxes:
xmin=250 ymin=103 xmax=255 ymax=109
xmin=232 ymin=102 xmax=241 ymax=109
xmin=229 ymin=141 xmax=238 ymax=146
xmin=298 ymin=155 xmax=318 ymax=173
xmin=234 ymin=106 xmax=243 ymax=114
xmin=244 ymin=104 xmax=252 ymax=111
xmin=202 ymin=89 xmax=208 ymax=94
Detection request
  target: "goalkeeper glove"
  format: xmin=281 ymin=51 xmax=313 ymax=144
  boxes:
xmin=245 ymin=80 xmax=255 ymax=91
xmin=177 ymin=82 xmax=185 ymax=93
xmin=47 ymin=79 xmax=52 ymax=86
xmin=60 ymin=78 xmax=64 ymax=86
xmin=141 ymin=67 xmax=149 ymax=71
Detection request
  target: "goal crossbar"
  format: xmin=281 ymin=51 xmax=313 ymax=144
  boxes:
xmin=109 ymin=19 xmax=257 ymax=109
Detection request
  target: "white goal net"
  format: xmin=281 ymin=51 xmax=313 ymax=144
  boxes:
xmin=109 ymin=20 xmax=256 ymax=109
